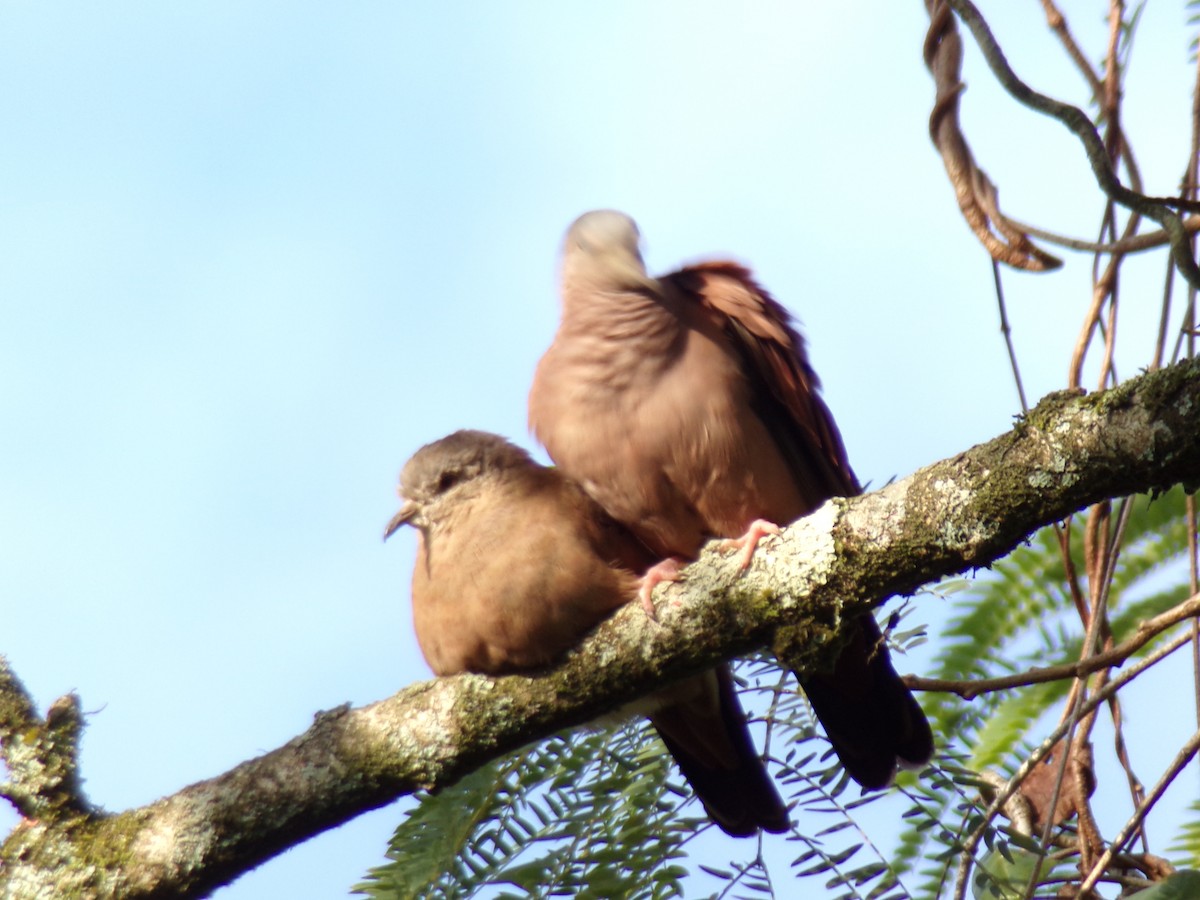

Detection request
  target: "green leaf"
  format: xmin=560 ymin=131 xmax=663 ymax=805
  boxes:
xmin=971 ymin=847 xmax=1042 ymax=899
xmin=1126 ymin=870 xmax=1200 ymax=898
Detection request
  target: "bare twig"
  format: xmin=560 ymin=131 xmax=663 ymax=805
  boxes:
xmin=1154 ymin=260 xmax=1177 ymax=373
xmin=991 ymin=261 xmax=1029 ymax=411
xmin=908 ymin=591 xmax=1200 ymax=698
xmin=951 ymin=628 xmax=1195 ymax=900
xmin=1001 ymin=215 xmax=1200 ymax=256
xmin=1190 ymin=494 xmax=1200 ymax=736
xmin=1182 ymin=18 xmax=1200 ymax=759
xmin=1040 ymin=1 xmax=1100 ymax=94
xmin=1078 ymin=729 xmax=1200 ymax=895
xmin=1041 ymin=0 xmax=1146 ymax=195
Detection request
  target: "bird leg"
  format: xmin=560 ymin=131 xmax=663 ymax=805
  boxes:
xmin=720 ymin=519 xmax=782 ymax=570
xmin=637 ymin=556 xmax=688 ymax=619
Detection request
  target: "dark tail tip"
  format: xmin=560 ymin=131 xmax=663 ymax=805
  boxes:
xmin=650 ymin=667 xmax=790 ymax=837
xmin=800 ymin=615 xmax=934 ymax=790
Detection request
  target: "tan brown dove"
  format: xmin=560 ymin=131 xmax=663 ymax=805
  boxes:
xmin=384 ymin=429 xmax=789 ymax=836
xmin=528 ymin=210 xmax=933 ymax=789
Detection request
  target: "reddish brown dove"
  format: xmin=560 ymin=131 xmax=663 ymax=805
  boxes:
xmin=528 ymin=210 xmax=933 ymax=789
xmin=384 ymin=429 xmax=789 ymax=836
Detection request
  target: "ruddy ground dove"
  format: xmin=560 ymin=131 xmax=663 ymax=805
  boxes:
xmin=385 ymin=429 xmax=789 ymax=835
xmin=529 ymin=211 xmax=933 ymax=789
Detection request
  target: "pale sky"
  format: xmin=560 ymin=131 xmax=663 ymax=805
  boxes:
xmin=2 ymin=4 xmax=1197 ymax=898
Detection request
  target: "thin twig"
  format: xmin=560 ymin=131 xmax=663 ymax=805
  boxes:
xmin=1153 ymin=259 xmax=1176 ymax=372
xmin=1059 ymin=518 xmax=1090 ymax=626
xmin=1190 ymin=494 xmax=1200 ymax=737
xmin=1099 ymin=498 xmax=1150 ymax=853
xmin=950 ymin=629 xmax=1193 ymax=900
xmin=1072 ymin=210 xmax=1138 ymax=390
xmin=1078 ymin=729 xmax=1200 ymax=895
xmin=908 ymin=592 xmax=1200 ymax=698
xmin=1183 ymin=34 xmax=1200 ymax=758
xmin=1040 ymin=0 xmax=1102 ymax=98
xmin=1027 ymin=494 xmax=1118 ymax=897
xmin=1024 ymin=688 xmax=1088 ymax=900
xmin=1001 ymin=215 xmax=1200 ymax=256
xmin=1096 ymin=248 xmax=1121 ymax=391
xmin=1040 ymin=0 xmax=1146 ymax=198
xmin=991 ymin=260 xmax=1029 ymax=411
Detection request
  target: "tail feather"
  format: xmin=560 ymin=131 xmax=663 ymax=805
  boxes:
xmin=800 ymin=615 xmax=934 ymax=789
xmin=649 ymin=666 xmax=789 ymax=837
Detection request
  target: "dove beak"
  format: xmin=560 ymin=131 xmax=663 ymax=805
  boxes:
xmin=383 ymin=502 xmax=418 ymax=541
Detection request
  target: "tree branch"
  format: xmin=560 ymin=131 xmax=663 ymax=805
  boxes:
xmin=4 ymin=357 xmax=1200 ymax=899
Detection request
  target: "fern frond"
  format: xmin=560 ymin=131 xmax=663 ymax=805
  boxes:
xmin=353 ymin=721 xmax=689 ymax=899
xmin=896 ymin=490 xmax=1195 ymax=889
xmin=1170 ymin=801 xmax=1200 ymax=870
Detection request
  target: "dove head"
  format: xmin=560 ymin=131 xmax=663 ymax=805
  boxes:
xmin=384 ymin=430 xmax=532 ymax=538
xmin=562 ymin=209 xmax=654 ymax=290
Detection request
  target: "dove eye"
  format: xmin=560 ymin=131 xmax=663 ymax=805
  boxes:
xmin=435 ymin=469 xmax=463 ymax=493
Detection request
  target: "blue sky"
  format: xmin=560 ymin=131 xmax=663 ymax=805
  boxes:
xmin=2 ymin=3 xmax=1197 ymax=897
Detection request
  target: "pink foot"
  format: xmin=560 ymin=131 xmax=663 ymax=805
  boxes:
xmin=638 ymin=557 xmax=687 ymax=619
xmin=720 ymin=519 xmax=782 ymax=570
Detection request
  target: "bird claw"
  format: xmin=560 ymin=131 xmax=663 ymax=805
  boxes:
xmin=638 ymin=557 xmax=686 ymax=620
xmin=720 ymin=519 xmax=782 ymax=570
